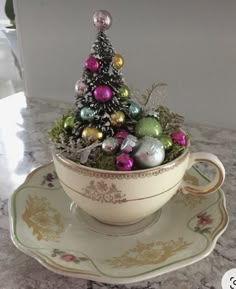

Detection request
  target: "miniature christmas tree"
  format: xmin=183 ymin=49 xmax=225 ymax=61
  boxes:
xmin=74 ymin=10 xmax=134 ymax=141
xmin=49 ymin=10 xmax=188 ymax=171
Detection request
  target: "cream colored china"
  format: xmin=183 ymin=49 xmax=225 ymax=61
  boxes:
xmin=53 ymin=150 xmax=225 ymax=225
xmin=9 ymin=162 xmax=228 ymax=284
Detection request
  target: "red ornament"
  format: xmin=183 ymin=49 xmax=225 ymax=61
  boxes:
xmin=84 ymin=56 xmax=99 ymax=73
xmin=115 ymin=153 xmax=134 ymax=171
xmin=171 ymin=131 xmax=187 ymax=147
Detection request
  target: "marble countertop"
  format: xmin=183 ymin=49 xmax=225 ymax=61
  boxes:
xmin=0 ymin=92 xmax=235 ymax=289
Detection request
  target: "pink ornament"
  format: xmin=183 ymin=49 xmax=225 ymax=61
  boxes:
xmin=93 ymin=85 xmax=112 ymax=103
xmin=114 ymin=130 xmax=129 ymax=144
xmin=93 ymin=10 xmax=112 ymax=31
xmin=171 ymin=131 xmax=187 ymax=147
xmin=75 ymin=78 xmax=87 ymax=95
xmin=116 ymin=153 xmax=134 ymax=171
xmin=84 ymin=56 xmax=99 ymax=73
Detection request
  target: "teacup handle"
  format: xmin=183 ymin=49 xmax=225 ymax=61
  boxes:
xmin=182 ymin=152 xmax=225 ymax=195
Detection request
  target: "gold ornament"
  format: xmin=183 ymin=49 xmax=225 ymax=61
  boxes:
xmin=111 ymin=111 xmax=125 ymax=127
xmin=113 ymin=53 xmax=124 ymax=69
xmin=81 ymin=127 xmax=103 ymax=142
xmin=119 ymin=85 xmax=130 ymax=101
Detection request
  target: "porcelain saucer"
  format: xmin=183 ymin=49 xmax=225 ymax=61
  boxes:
xmin=9 ymin=162 xmax=228 ymax=284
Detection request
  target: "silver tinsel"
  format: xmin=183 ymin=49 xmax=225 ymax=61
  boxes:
xmin=121 ymin=135 xmax=138 ymax=153
xmin=145 ymin=110 xmax=160 ymax=119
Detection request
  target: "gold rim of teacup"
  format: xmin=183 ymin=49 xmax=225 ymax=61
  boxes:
xmin=52 ymin=146 xmax=190 ymax=179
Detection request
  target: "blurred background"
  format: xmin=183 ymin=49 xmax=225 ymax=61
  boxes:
xmin=0 ymin=0 xmax=23 ymax=99
xmin=1 ymin=0 xmax=236 ymax=128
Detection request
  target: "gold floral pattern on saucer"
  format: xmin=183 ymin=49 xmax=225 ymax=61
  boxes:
xmin=22 ymin=194 xmax=64 ymax=241
xmin=9 ymin=163 xmax=228 ymax=284
xmin=106 ymin=238 xmax=192 ymax=268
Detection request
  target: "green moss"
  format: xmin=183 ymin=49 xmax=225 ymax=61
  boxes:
xmin=163 ymin=144 xmax=185 ymax=164
xmin=95 ymin=153 xmax=116 ymax=171
xmin=48 ymin=114 xmax=71 ymax=143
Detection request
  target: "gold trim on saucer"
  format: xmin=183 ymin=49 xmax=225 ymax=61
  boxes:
xmin=210 ymin=200 xmax=228 ymax=240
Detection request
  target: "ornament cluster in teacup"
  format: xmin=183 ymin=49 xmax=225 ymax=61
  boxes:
xmin=48 ymin=10 xmax=189 ymax=171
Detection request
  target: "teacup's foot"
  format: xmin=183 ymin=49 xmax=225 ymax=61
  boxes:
xmin=73 ymin=206 xmax=161 ymax=236
xmin=96 ymin=218 xmax=145 ymax=226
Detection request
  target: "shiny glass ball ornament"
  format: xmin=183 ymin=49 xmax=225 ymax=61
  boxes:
xmin=121 ymin=134 xmax=138 ymax=153
xmin=80 ymin=107 xmax=95 ymax=121
xmin=102 ymin=137 xmax=119 ymax=154
xmin=111 ymin=111 xmax=125 ymax=126
xmin=84 ymin=56 xmax=99 ymax=73
xmin=171 ymin=131 xmax=188 ymax=147
xmin=135 ymin=117 xmax=162 ymax=138
xmin=145 ymin=110 xmax=160 ymax=119
xmin=81 ymin=127 xmax=103 ymax=142
xmin=129 ymin=101 xmax=141 ymax=118
xmin=133 ymin=136 xmax=165 ymax=168
xmin=75 ymin=78 xmax=87 ymax=96
xmin=93 ymin=85 xmax=113 ymax=103
xmin=64 ymin=116 xmax=75 ymax=129
xmin=116 ymin=153 xmax=134 ymax=171
xmin=119 ymin=84 xmax=130 ymax=101
xmin=113 ymin=53 xmax=124 ymax=69
xmin=114 ymin=129 xmax=129 ymax=144
xmin=93 ymin=10 xmax=112 ymax=31
xmin=159 ymin=135 xmax=173 ymax=150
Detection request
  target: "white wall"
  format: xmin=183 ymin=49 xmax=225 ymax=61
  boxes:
xmin=14 ymin=0 xmax=236 ymax=129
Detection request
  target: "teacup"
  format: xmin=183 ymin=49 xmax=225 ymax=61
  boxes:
xmin=52 ymin=149 xmax=225 ymax=225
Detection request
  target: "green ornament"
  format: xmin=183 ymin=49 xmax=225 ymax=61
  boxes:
xmin=80 ymin=107 xmax=95 ymax=121
xmin=119 ymin=84 xmax=130 ymax=100
xmin=129 ymin=101 xmax=141 ymax=118
xmin=64 ymin=116 xmax=75 ymax=129
xmin=135 ymin=117 xmax=162 ymax=138
xmin=159 ymin=135 xmax=173 ymax=150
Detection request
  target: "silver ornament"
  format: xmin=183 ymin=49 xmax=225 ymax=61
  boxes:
xmin=102 ymin=137 xmax=119 ymax=154
xmin=121 ymin=135 xmax=138 ymax=153
xmin=93 ymin=10 xmax=112 ymax=31
xmin=75 ymin=78 xmax=87 ymax=95
xmin=133 ymin=136 xmax=165 ymax=168
xmin=145 ymin=110 xmax=160 ymax=119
